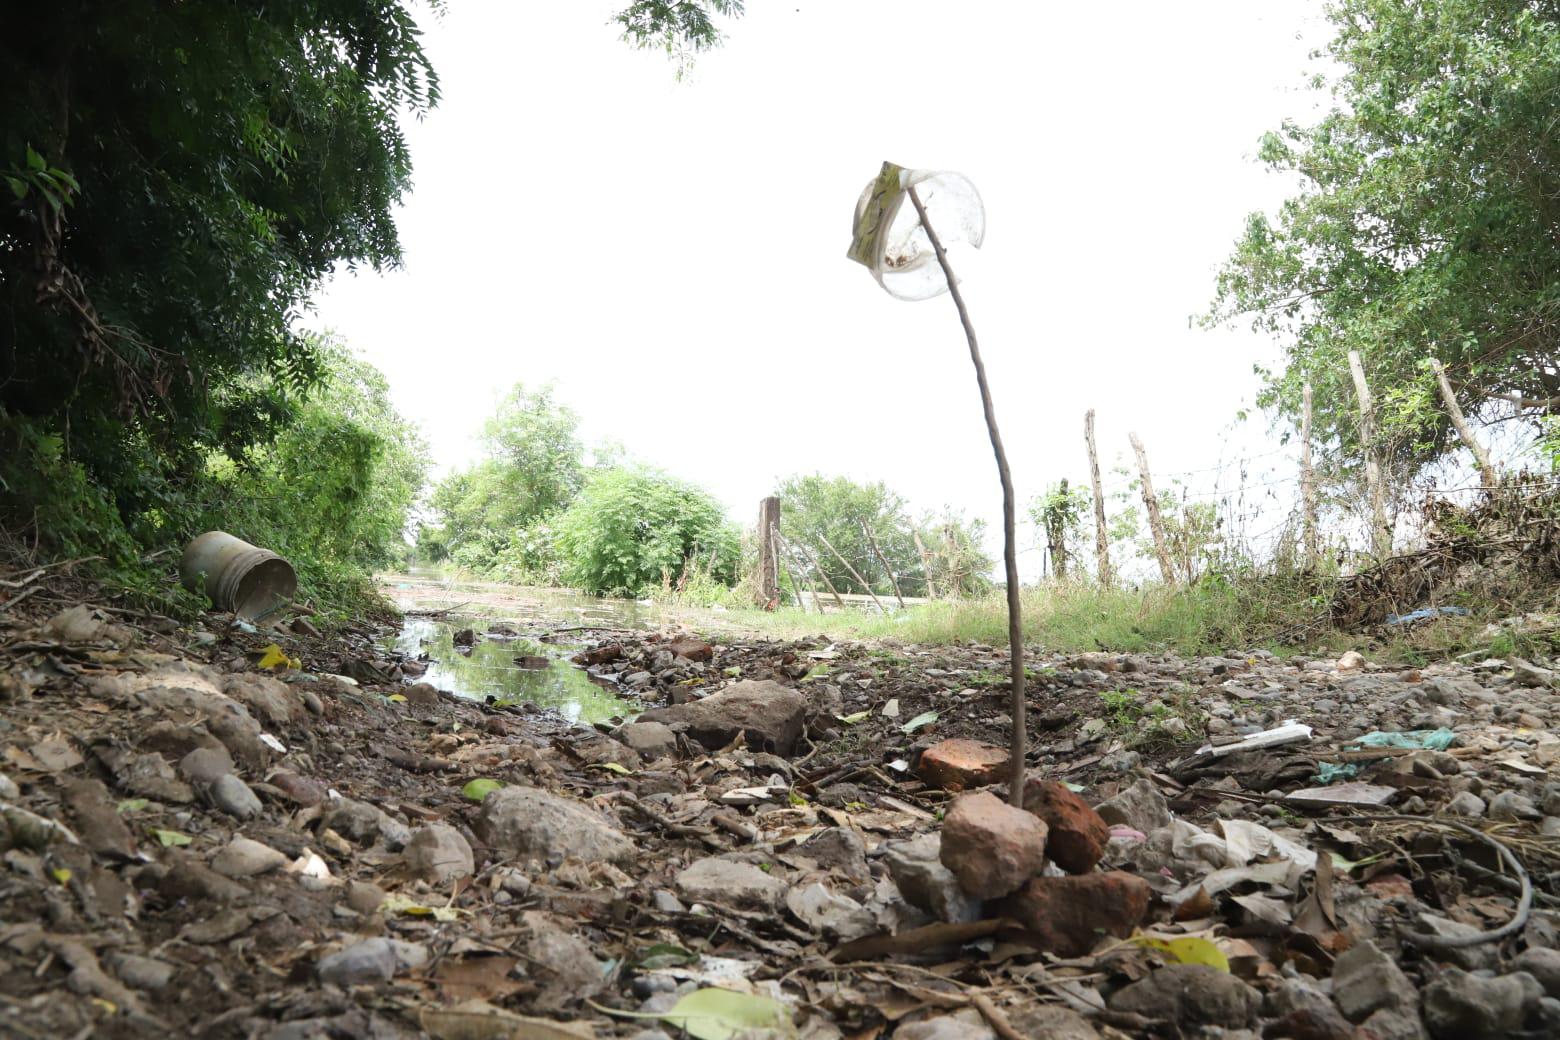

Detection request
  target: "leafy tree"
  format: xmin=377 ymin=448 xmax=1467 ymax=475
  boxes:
xmin=777 ymin=473 xmax=991 ymax=598
xmin=1 ymin=0 xmax=439 ymax=545
xmin=556 ymin=467 xmax=738 ymax=597
xmin=1029 ymin=480 xmax=1089 ymax=579
xmin=418 ymin=383 xmax=586 ymax=582
xmin=198 ymin=340 xmax=428 ymax=614
xmin=1209 ymin=0 xmax=1560 ymax=472
xmin=616 ymin=1 xmax=745 ymax=73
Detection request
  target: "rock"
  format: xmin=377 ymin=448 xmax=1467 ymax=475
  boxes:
xmin=666 ymin=636 xmax=713 ymax=662
xmin=344 ymin=880 xmax=386 ymax=915
xmin=797 ymin=827 xmax=870 ymax=881
xmin=476 ymin=786 xmax=634 ymax=866
xmin=615 ymin=720 xmax=678 ymax=761
xmin=1337 ymin=650 xmax=1367 ymax=672
xmin=915 ymin=739 xmax=1012 ymax=792
xmin=1022 ymin=777 xmax=1109 ymax=874
xmin=321 ymin=797 xmax=411 ymax=851
xmin=268 ymin=769 xmax=326 ymax=806
xmin=211 ymin=836 xmax=287 ymax=877
xmin=1515 ymin=946 xmax=1560 ymax=997
xmin=317 ymin=937 xmax=428 ymax=987
xmin=222 ymin=674 xmax=304 ymax=726
xmin=1488 ymin=790 xmax=1541 ymax=821
xmin=62 ymin=777 xmax=134 ymax=858
xmin=523 ymin=910 xmax=605 ymax=1009
xmin=111 ymin=750 xmax=195 ymax=804
xmin=0 ymin=772 xmax=17 ymax=800
xmin=106 ymin=952 xmax=175 ymax=991
xmin=403 ymin=823 xmax=474 ymax=885
xmin=638 ymin=680 xmax=807 ymax=755
xmin=785 ymin=882 xmax=875 ymax=940
xmin=893 ymin=1009 xmax=996 ymax=1039
xmin=675 ymin=856 xmax=786 ymax=910
xmin=1413 ymin=915 xmax=1498 ymax=970
xmin=881 ymin=833 xmax=982 ymax=924
xmin=1422 ymin=967 xmax=1525 ymax=1040
xmin=158 ymin=855 xmax=248 ymax=904
xmin=1357 ymin=1008 xmax=1429 ymax=1040
xmin=939 ymin=791 xmax=1047 ymax=899
xmin=1446 ymin=791 xmax=1486 ymax=818
xmin=1093 ymin=777 xmax=1172 ymax=834
xmin=178 ymin=746 xmax=233 ymax=785
xmin=1331 ymin=941 xmax=1422 ymax=1022
xmin=210 ymin=773 xmax=263 ymax=819
xmin=1004 ymin=1005 xmax=1098 ymax=1040
xmin=992 ymin=872 xmax=1151 ymax=957
xmin=1110 ymin=964 xmax=1259 ymax=1029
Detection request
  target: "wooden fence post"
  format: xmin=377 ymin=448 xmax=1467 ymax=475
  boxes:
xmin=1085 ymin=410 xmax=1113 ymax=588
xmin=818 ymin=532 xmax=887 ymax=613
xmin=1346 ymin=351 xmax=1391 ymax=558
xmin=1430 ymin=359 xmax=1498 ymax=488
xmin=1301 ymin=380 xmax=1319 ymax=569
xmin=755 ymin=496 xmax=780 ymax=608
xmin=788 ymin=535 xmax=846 ymax=610
xmin=860 ymin=520 xmax=905 ymax=607
xmin=1129 ymin=432 xmax=1176 ymax=584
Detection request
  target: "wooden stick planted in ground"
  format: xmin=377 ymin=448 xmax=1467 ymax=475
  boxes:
xmin=907 ymin=183 xmax=1026 ymax=807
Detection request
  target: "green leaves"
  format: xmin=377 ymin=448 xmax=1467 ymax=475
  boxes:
xmin=658 ymin=988 xmax=791 ymax=1040
xmin=462 ymin=779 xmax=505 ymax=802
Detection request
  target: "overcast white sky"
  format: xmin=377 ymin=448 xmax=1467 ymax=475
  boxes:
xmin=309 ymin=1 xmax=1334 ymax=580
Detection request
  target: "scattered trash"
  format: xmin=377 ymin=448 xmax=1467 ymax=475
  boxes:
xmin=1193 ymin=720 xmax=1312 ymax=758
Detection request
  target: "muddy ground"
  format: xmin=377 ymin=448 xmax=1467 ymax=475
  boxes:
xmin=2 ymin=567 xmax=1559 ymax=1039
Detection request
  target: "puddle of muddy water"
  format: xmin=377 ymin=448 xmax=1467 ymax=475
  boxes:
xmin=385 ymin=615 xmax=634 ymax=725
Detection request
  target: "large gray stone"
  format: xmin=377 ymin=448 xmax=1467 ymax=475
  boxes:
xmin=317 ymin=937 xmax=428 ymax=987
xmin=321 ymin=797 xmax=411 ymax=851
xmin=1422 ymin=968 xmax=1525 ymax=1040
xmin=675 ymin=856 xmax=786 ymax=910
xmin=477 ymin=786 xmax=634 ymax=866
xmin=881 ymin=833 xmax=981 ymax=924
xmin=614 ymin=720 xmax=678 ymax=760
xmin=403 ymin=823 xmax=474 ymax=885
xmin=1515 ymin=946 xmax=1560 ymax=998
xmin=1108 ymin=964 xmax=1258 ymax=1029
xmin=1093 ymin=778 xmax=1172 ymax=834
xmin=893 ymin=1009 xmax=996 ymax=1040
xmin=1332 ymin=940 xmax=1419 ymax=1022
xmin=637 ymin=680 xmax=807 ymax=756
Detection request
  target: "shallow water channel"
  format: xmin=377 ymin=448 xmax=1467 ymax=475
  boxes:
xmin=378 ymin=573 xmax=665 ymax=724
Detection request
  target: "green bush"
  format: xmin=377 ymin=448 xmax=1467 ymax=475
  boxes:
xmin=556 ymin=467 xmax=738 ymax=597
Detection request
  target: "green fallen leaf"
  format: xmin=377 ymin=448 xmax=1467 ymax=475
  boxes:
xmin=386 ymin=693 xmax=407 ymax=703
xmin=660 ymin=987 xmax=793 ymax=1040
xmin=632 ymin=943 xmax=700 ymax=970
xmin=152 ymin=828 xmax=191 ymax=847
xmin=837 ymin=711 xmax=870 ymax=725
xmin=722 ymin=666 xmax=741 ymax=677
xmin=900 ymin=710 xmax=939 ymax=734
xmin=590 ymin=762 xmax=633 ymax=776
xmin=462 ymin=778 xmax=504 ymax=802
xmin=116 ymin=798 xmax=149 ymax=814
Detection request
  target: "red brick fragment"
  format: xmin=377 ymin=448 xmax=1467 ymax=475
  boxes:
xmin=1022 ymin=776 xmax=1110 ymax=874
xmin=916 ymin=739 xmax=1012 ymax=792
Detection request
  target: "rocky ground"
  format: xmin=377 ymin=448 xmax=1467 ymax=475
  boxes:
xmin=2 ymin=569 xmax=1559 ymax=1039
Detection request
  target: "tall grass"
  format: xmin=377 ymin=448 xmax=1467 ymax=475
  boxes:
xmin=714 ymin=577 xmax=1321 ymax=655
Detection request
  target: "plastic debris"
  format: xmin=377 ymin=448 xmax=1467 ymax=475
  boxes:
xmin=1354 ymin=728 xmax=1457 ymax=751
xmin=1193 ymin=721 xmax=1312 ymax=759
xmin=1385 ymin=606 xmax=1469 ymax=625
xmin=1285 ymin=782 xmax=1398 ymax=808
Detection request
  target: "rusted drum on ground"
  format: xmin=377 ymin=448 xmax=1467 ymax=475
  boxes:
xmin=179 ymin=531 xmax=297 ymax=620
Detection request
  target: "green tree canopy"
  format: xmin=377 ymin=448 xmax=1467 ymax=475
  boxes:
xmin=1 ymin=0 xmax=439 ymax=533
xmin=556 ymin=467 xmax=738 ymax=597
xmin=1209 ymin=0 xmax=1560 ymax=470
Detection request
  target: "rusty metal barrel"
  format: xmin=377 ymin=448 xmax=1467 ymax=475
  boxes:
xmin=179 ymin=531 xmax=297 ymax=620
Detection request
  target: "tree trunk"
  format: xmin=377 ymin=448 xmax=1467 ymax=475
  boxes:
xmin=1301 ymin=380 xmax=1319 ymax=569
xmin=1085 ymin=410 xmax=1113 ymax=588
xmin=1044 ymin=479 xmax=1069 ymax=580
xmin=907 ymin=184 xmax=1026 ymax=808
xmin=912 ymin=529 xmax=939 ymax=599
xmin=1347 ymin=351 xmax=1391 ymax=558
xmin=1430 ymin=359 xmax=1498 ymax=489
xmin=1129 ymin=432 xmax=1176 ymax=584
